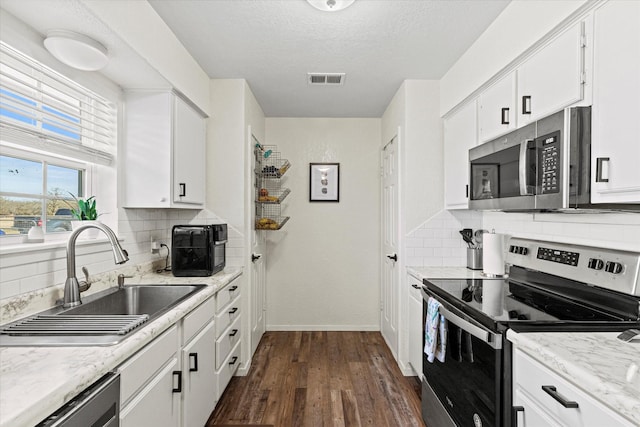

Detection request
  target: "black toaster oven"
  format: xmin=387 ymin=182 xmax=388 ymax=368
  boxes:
xmin=171 ymin=224 xmax=227 ymax=277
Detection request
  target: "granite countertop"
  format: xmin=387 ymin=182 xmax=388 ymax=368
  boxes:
xmin=0 ymin=267 xmax=242 ymax=427
xmin=507 ymin=330 xmax=640 ymax=425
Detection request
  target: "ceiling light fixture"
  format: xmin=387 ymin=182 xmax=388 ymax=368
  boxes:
xmin=43 ymin=30 xmax=109 ymax=71
xmin=306 ymin=0 xmax=355 ymax=12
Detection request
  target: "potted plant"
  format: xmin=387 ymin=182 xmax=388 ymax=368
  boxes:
xmin=68 ymin=195 xmax=101 ymax=238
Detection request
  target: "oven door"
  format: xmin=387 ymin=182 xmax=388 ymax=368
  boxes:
xmin=469 ymin=123 xmax=537 ymax=211
xmin=422 ymin=288 xmax=503 ymax=427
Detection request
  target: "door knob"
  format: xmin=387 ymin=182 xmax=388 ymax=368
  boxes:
xmin=251 ymin=253 xmax=262 ymax=262
xmin=387 ymin=254 xmax=398 ymax=262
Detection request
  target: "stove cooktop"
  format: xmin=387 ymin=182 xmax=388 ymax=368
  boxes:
xmin=423 ymin=275 xmax=640 ymax=333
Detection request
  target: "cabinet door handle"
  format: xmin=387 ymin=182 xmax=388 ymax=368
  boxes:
xmin=179 ymin=183 xmax=186 ymax=197
xmin=512 ymin=406 xmax=524 ymax=427
xmin=386 ymin=254 xmax=398 ymax=262
xmin=595 ymin=157 xmax=610 ymax=183
xmin=229 ymin=328 xmax=239 ymax=337
xmin=541 ymin=385 xmax=579 ymax=408
xmin=229 ymin=285 xmax=238 ymax=292
xmin=411 ymin=284 xmax=420 ymax=289
xmin=522 ymin=95 xmax=532 ymax=115
xmin=229 ymin=356 xmax=238 ymax=366
xmin=251 ymin=253 xmax=262 ymax=262
xmin=501 ymin=107 xmax=510 ymax=124
xmin=229 ymin=307 xmax=238 ymax=314
xmin=466 ymin=184 xmax=469 ymax=198
xmin=189 ymin=352 xmax=198 ymax=372
xmin=172 ymin=371 xmax=182 ymax=393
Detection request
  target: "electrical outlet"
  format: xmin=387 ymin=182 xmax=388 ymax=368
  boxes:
xmin=151 ymin=239 xmax=160 ymax=254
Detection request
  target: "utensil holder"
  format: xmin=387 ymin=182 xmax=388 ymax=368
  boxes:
xmin=467 ymin=248 xmax=483 ymax=270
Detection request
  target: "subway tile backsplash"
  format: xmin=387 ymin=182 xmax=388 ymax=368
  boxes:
xmin=406 ymin=210 xmax=483 ymax=267
xmin=0 ymin=208 xmax=245 ymax=300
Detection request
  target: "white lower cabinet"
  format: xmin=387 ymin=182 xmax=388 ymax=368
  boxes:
xmin=182 ymin=321 xmax=217 ymax=427
xmin=117 ymin=278 xmax=243 ymax=427
xmin=119 ymin=325 xmax=181 ymax=427
xmin=120 ymin=357 xmax=181 ymax=427
xmin=513 ymin=348 xmax=633 ymax=427
xmin=408 ymin=274 xmax=423 ymax=376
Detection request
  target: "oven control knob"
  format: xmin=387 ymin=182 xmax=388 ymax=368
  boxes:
xmin=588 ymin=258 xmax=605 ymax=270
xmin=605 ymin=261 xmax=624 ymax=274
xmin=519 ymin=247 xmax=528 ymax=255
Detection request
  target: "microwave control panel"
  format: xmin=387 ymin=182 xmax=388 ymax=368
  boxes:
xmin=538 ymin=131 xmax=560 ymax=194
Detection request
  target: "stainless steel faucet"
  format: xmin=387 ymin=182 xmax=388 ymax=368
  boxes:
xmin=64 ymin=222 xmax=129 ymax=308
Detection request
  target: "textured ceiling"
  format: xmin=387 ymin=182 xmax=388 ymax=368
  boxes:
xmin=1 ymin=0 xmax=511 ymax=118
xmin=149 ymin=0 xmax=511 ymax=117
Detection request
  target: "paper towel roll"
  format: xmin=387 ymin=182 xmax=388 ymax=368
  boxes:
xmin=483 ymin=232 xmax=505 ymax=276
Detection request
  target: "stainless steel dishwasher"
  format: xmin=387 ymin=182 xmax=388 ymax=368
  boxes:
xmin=36 ymin=372 xmax=120 ymax=427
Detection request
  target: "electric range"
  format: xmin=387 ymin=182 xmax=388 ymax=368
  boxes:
xmin=420 ymin=237 xmax=640 ymax=427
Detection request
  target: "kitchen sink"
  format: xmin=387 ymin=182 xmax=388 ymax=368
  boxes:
xmin=0 ymin=284 xmax=207 ymax=347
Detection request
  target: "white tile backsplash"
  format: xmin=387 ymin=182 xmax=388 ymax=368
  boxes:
xmin=406 ymin=209 xmax=483 ymax=267
xmin=0 ymin=207 xmax=244 ymax=300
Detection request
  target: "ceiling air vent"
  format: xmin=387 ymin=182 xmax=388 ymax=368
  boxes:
xmin=307 ymin=73 xmax=346 ymax=85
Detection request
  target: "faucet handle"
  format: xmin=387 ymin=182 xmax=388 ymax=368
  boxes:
xmin=79 ymin=266 xmax=92 ymax=293
xmin=118 ymin=273 xmax=134 ymax=288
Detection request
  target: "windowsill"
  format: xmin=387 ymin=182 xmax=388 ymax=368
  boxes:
xmin=0 ymin=236 xmax=124 ymax=256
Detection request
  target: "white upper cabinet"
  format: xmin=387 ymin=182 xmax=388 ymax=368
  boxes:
xmin=590 ymin=0 xmax=640 ymax=204
xmin=123 ymin=90 xmax=206 ymax=209
xmin=444 ymin=99 xmax=477 ymax=210
xmin=517 ymin=22 xmax=585 ymax=125
xmin=478 ymin=72 xmax=517 ymax=143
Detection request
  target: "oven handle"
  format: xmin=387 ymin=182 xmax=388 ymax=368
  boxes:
xmin=519 ymin=139 xmax=534 ymax=196
xmin=437 ymin=305 xmax=502 ymax=350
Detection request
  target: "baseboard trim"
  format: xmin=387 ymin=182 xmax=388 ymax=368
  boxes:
xmin=266 ymin=324 xmax=380 ymax=332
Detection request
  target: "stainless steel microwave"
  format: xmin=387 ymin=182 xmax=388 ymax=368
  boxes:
xmin=469 ymin=107 xmax=592 ymax=211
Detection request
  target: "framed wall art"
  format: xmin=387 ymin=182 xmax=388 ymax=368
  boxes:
xmin=309 ymin=163 xmax=340 ymax=202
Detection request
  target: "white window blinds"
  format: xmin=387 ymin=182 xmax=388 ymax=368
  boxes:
xmin=0 ymin=42 xmax=115 ymax=165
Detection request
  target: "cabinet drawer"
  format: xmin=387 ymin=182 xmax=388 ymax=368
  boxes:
xmin=118 ymin=325 xmax=179 ymax=406
xmin=215 ymin=294 xmax=240 ymax=339
xmin=215 ymin=315 xmax=241 ymax=370
xmin=215 ymin=340 xmax=241 ymax=401
xmin=183 ymin=295 xmax=216 ymax=344
xmin=216 ymin=280 xmax=240 ymax=313
xmin=514 ymin=350 xmax=632 ymax=427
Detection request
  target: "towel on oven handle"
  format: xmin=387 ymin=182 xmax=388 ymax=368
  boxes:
xmin=424 ymin=297 xmax=448 ymax=363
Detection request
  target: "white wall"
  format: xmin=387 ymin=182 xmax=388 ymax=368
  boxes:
xmin=209 ymin=80 xmax=247 ymax=231
xmin=264 ymin=118 xmax=381 ymax=330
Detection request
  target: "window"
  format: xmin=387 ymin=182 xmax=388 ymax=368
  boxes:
xmin=0 ymin=150 xmax=86 ymax=236
xmin=0 ymin=42 xmax=115 ymax=239
xmin=0 ymin=41 xmax=116 ymax=164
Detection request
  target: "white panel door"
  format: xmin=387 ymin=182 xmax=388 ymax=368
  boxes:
xmin=381 ymin=135 xmax=399 ymax=358
xmin=250 ymin=132 xmax=266 ymax=356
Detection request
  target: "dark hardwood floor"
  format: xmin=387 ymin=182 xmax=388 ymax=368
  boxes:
xmin=207 ymin=331 xmax=424 ymax=427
